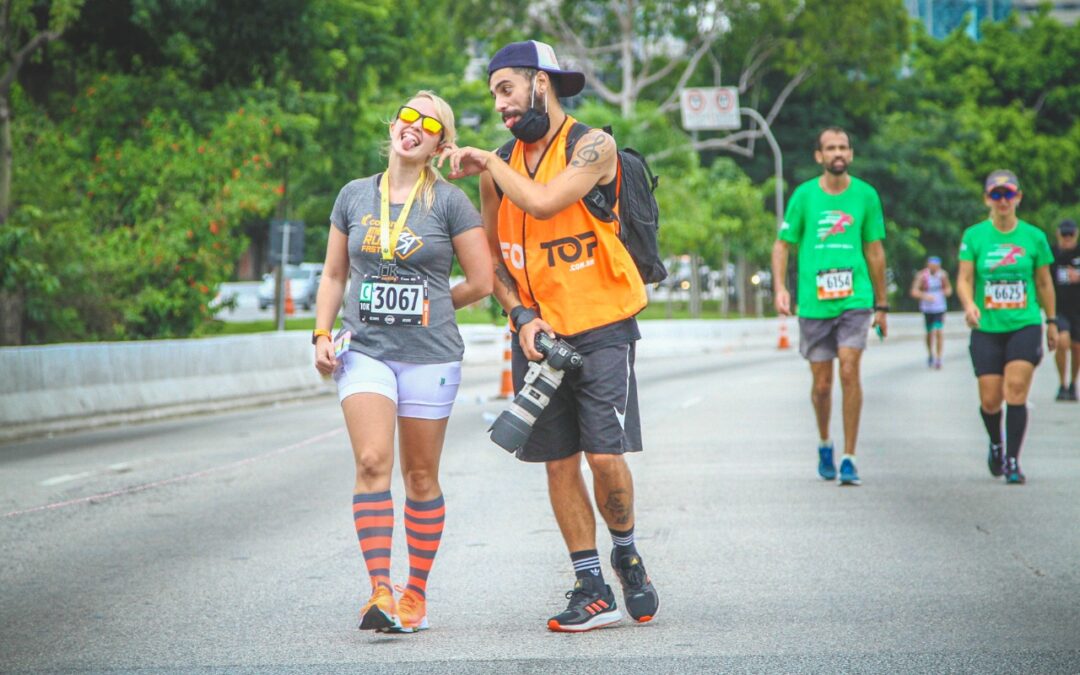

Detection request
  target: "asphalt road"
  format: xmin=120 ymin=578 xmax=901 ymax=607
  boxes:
xmin=2 ymin=335 xmax=1078 ymax=674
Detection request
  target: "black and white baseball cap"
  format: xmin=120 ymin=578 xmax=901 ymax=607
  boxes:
xmin=487 ymin=40 xmax=585 ymax=98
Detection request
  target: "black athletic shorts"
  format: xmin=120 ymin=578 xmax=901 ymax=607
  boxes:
xmin=923 ymin=311 xmax=945 ymax=332
xmin=968 ymin=325 xmax=1043 ymax=377
xmin=510 ymin=338 xmax=642 ymax=463
xmin=1057 ymin=311 xmax=1080 ymax=339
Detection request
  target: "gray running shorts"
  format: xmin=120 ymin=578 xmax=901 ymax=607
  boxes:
xmin=510 ymin=339 xmax=642 ymax=463
xmin=798 ymin=309 xmax=874 ymax=362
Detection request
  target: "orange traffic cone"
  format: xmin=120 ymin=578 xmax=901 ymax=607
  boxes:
xmin=284 ymin=278 xmax=295 ymax=316
xmin=498 ymin=330 xmax=514 ymax=399
xmin=777 ymin=318 xmax=791 ymax=350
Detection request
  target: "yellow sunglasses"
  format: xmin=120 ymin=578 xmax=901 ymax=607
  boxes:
xmin=396 ymin=105 xmax=444 ymax=138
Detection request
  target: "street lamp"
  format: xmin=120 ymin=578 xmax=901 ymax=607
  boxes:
xmin=680 ymin=89 xmax=785 ymax=318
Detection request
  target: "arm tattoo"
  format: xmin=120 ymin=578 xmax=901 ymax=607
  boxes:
xmin=570 ymin=134 xmax=608 ymax=167
xmin=494 ymin=260 xmax=519 ymax=296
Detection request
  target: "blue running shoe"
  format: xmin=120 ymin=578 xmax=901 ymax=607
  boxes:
xmin=1004 ymin=456 xmax=1026 ymax=485
xmin=839 ymin=456 xmax=861 ymax=486
xmin=818 ymin=442 xmax=836 ymax=480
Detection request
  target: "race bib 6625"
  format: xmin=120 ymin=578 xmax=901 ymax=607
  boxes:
xmin=983 ymin=279 xmax=1025 ymax=310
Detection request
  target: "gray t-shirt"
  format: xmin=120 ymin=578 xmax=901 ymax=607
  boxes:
xmin=330 ymin=175 xmax=482 ymax=363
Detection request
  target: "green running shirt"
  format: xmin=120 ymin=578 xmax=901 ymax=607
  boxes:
xmin=958 ymin=219 xmax=1053 ymax=333
xmin=779 ymin=177 xmax=886 ymax=319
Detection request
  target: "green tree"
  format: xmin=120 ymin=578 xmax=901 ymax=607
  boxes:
xmin=529 ymin=0 xmax=908 ymax=160
xmin=12 ymin=85 xmax=286 ymax=341
xmin=6 ymin=0 xmax=503 ymax=343
xmin=852 ymin=9 xmax=1080 ymax=307
xmin=1 ymin=0 xmax=85 ymax=344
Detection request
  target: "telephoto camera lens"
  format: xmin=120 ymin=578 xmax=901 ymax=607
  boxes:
xmin=488 ymin=333 xmax=583 ymax=451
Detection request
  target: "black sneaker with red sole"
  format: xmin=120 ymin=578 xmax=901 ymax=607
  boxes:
xmin=547 ymin=575 xmax=623 ymax=632
xmin=611 ymin=551 xmax=659 ymax=623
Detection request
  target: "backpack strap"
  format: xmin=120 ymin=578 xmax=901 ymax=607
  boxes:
xmin=496 ymin=138 xmax=516 ymax=164
xmin=567 ymin=123 xmax=618 ymax=223
xmin=492 ymin=138 xmax=518 ymax=200
xmin=563 ymin=121 xmax=592 ymax=163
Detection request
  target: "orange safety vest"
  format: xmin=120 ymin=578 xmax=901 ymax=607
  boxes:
xmin=498 ymin=117 xmax=647 ymax=336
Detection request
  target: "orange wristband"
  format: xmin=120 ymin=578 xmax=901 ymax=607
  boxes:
xmin=311 ymin=329 xmax=332 ymax=345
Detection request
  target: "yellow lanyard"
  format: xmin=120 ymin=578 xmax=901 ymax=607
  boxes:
xmin=379 ymin=170 xmax=425 ymax=261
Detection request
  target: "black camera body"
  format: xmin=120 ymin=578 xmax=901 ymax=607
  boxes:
xmin=488 ymin=333 xmax=583 ymax=452
xmin=533 ymin=331 xmax=584 ymax=371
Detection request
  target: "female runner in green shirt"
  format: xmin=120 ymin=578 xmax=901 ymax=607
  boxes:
xmin=956 ymin=170 xmax=1057 ymax=484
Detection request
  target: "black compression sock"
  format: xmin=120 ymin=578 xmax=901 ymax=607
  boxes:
xmin=1005 ymin=404 xmax=1028 ymax=459
xmin=980 ymin=408 xmax=1003 ymax=447
xmin=570 ymin=549 xmax=603 ymax=583
xmin=609 ymin=526 xmax=638 ymax=560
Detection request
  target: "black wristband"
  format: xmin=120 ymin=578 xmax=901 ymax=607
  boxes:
xmin=509 ymin=306 xmax=539 ymax=331
xmin=1046 ymin=317 xmax=1058 ymax=325
xmin=873 ymin=305 xmax=890 ymax=313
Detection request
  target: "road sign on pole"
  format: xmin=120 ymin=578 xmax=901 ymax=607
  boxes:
xmin=268 ymin=220 xmax=305 ymax=266
xmin=680 ymin=87 xmax=740 ymax=131
xmin=269 ymin=220 xmax=305 ymax=331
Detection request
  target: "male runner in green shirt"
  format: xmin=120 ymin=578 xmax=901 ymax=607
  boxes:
xmin=771 ymin=127 xmax=888 ymax=486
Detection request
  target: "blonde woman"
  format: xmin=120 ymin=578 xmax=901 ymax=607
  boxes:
xmin=313 ymin=92 xmax=492 ymax=632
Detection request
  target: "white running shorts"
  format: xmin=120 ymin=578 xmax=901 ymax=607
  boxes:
xmin=333 ymin=351 xmax=462 ymax=419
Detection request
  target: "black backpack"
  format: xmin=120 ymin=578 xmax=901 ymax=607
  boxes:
xmin=494 ymin=122 xmax=668 ymax=285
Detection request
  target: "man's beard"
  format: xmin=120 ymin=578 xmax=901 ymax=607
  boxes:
xmin=826 ymin=159 xmax=848 ymax=176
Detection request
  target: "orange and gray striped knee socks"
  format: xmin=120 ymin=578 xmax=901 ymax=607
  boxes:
xmin=353 ymin=491 xmax=393 ymax=591
xmin=403 ymin=495 xmax=445 ymax=598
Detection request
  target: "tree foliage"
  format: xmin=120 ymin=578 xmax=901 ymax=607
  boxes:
xmin=851 ymin=9 xmax=1080 ymax=304
xmin=4 ymin=0 xmax=1080 ymax=342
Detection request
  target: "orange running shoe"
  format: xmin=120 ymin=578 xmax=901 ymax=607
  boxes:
xmin=358 ymin=585 xmax=396 ymax=631
xmin=388 ymin=587 xmax=429 ymax=633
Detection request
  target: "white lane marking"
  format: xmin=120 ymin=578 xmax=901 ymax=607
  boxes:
xmin=680 ymin=396 xmax=703 ymax=409
xmin=39 ymin=462 xmax=133 ymax=487
xmin=39 ymin=472 xmax=94 ymax=487
xmin=6 ymin=428 xmax=344 ymax=519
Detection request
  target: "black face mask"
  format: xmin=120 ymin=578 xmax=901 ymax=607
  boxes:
xmin=510 ymin=77 xmax=550 ymax=143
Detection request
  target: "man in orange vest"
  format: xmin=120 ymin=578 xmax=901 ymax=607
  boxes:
xmin=446 ymin=40 xmax=658 ymax=632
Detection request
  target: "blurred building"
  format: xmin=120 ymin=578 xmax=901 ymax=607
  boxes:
xmin=907 ymin=0 xmax=1077 ymax=39
xmin=1013 ymin=0 xmax=1080 ymax=25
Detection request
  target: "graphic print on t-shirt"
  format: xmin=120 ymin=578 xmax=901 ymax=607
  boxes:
xmin=817 ymin=211 xmax=854 ymax=242
xmin=986 ymin=243 xmax=1025 ymax=271
xmin=358 ymin=213 xmax=425 ymax=260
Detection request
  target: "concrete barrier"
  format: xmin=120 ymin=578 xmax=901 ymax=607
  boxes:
xmin=462 ymin=313 xmax=968 ymax=362
xmin=0 ymin=332 xmax=330 ymax=442
xmin=0 ymin=314 xmax=967 ymax=442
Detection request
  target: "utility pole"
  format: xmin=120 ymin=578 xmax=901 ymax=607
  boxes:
xmin=274 ymin=222 xmax=292 ymax=331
